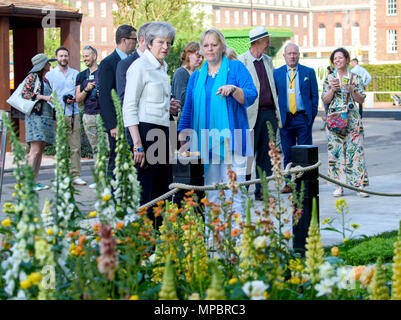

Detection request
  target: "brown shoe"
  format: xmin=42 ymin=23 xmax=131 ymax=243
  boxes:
xmin=281 ymin=185 xmax=292 ymax=193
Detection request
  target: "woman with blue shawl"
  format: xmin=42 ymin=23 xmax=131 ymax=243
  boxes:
xmin=178 ymin=29 xmax=257 ymax=217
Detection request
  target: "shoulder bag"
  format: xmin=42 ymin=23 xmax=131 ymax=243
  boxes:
xmin=6 ymin=76 xmax=40 ymax=115
xmin=326 ymin=74 xmax=354 ymax=136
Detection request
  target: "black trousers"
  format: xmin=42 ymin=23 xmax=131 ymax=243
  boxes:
xmin=247 ymin=109 xmax=278 ymax=196
xmin=106 ymin=132 xmax=117 ymax=179
xmin=135 ymin=122 xmax=171 ymax=230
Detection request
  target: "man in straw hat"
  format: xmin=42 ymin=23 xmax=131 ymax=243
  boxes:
xmin=239 ymin=26 xmax=282 ymax=201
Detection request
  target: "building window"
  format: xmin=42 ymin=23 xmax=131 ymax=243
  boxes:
xmin=335 ymin=23 xmax=343 ymax=46
xmin=215 ymin=9 xmax=221 ymax=24
xmin=286 ymin=14 xmax=291 ymax=26
xmin=303 ymin=35 xmax=308 ymax=47
xmin=269 ymin=13 xmax=274 ymax=25
xmin=387 ymin=29 xmax=398 ymax=53
xmin=244 ymin=11 xmax=249 ymax=25
xmin=387 ymin=0 xmax=397 ymax=15
xmin=102 ymin=50 xmax=107 ymax=59
xmin=234 ymin=11 xmax=239 ymax=25
xmin=278 ymin=14 xmax=282 ymax=26
xmin=352 ymin=22 xmax=360 ymax=45
xmin=101 ymin=27 xmax=107 ymax=42
xmin=294 ymin=14 xmax=298 ymax=27
xmin=294 ymin=34 xmax=299 ymax=45
xmin=252 ymin=11 xmax=257 ymax=25
xmin=100 ymin=2 xmax=107 ymax=18
xmin=224 ymin=10 xmax=230 ymax=24
xmin=89 ymin=26 xmax=95 ymax=42
xmin=261 ymin=12 xmax=266 ymax=25
xmin=88 ymin=1 xmax=94 ymax=17
xmin=303 ymin=15 xmax=307 ymax=28
xmin=318 ymin=24 xmax=326 ymax=46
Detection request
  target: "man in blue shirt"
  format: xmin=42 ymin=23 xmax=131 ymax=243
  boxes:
xmin=47 ymin=46 xmax=87 ymax=186
xmin=273 ymin=43 xmax=318 ymax=193
xmin=351 ymin=58 xmax=372 ymax=118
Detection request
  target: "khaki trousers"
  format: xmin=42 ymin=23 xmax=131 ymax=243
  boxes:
xmin=65 ymin=114 xmax=81 ymax=177
xmin=82 ymin=113 xmax=99 ymax=164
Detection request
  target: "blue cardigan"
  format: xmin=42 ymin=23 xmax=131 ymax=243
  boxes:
xmin=178 ymin=59 xmax=257 ymax=157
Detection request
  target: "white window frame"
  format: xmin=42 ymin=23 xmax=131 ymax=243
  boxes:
xmin=225 ymin=10 xmax=230 ymax=24
xmin=387 ymin=0 xmax=397 ymax=16
xmin=215 ymin=9 xmax=221 ymax=24
xmin=261 ymin=12 xmax=266 ymax=25
xmin=252 ymin=11 xmax=257 ymax=25
xmin=352 ymin=23 xmax=360 ymax=46
xmin=244 ymin=11 xmax=249 ymax=25
xmin=89 ymin=26 xmax=95 ymax=42
xmin=335 ymin=24 xmax=343 ymax=46
xmin=100 ymin=2 xmax=107 ymax=18
xmin=278 ymin=14 xmax=282 ymax=26
xmin=387 ymin=29 xmax=398 ymax=53
xmin=318 ymin=24 xmax=326 ymax=46
xmin=234 ymin=11 xmax=240 ymax=25
xmin=88 ymin=1 xmax=95 ymax=17
xmin=101 ymin=27 xmax=107 ymax=43
xmin=303 ymin=15 xmax=307 ymax=28
xmin=294 ymin=14 xmax=298 ymax=27
xmin=269 ymin=13 xmax=274 ymax=26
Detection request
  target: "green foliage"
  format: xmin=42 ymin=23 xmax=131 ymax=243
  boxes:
xmin=44 ymin=28 xmax=60 ymax=59
xmin=339 ymin=236 xmax=397 ymax=266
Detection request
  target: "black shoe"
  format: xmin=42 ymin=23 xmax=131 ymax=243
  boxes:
xmin=254 ymin=194 xmax=263 ymax=201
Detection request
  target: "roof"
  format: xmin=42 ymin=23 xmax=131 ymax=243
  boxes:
xmin=0 ymin=0 xmax=81 ymax=20
xmin=222 ymin=27 xmax=293 ymax=56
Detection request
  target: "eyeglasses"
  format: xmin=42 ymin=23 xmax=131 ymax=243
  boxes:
xmin=126 ymin=37 xmax=138 ymax=41
xmin=154 ymin=40 xmax=172 ymax=47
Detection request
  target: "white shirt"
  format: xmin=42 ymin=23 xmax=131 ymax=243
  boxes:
xmin=123 ymin=49 xmax=171 ymax=128
xmin=351 ymin=64 xmax=372 ymax=87
xmin=46 ymin=66 xmax=79 ymax=116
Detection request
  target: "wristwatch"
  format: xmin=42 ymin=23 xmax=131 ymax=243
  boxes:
xmin=230 ymin=85 xmax=237 ymax=95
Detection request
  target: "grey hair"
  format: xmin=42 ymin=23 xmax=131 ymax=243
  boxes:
xmin=284 ymin=42 xmax=300 ymax=54
xmin=199 ymin=29 xmax=227 ymax=56
xmin=145 ymin=22 xmax=175 ymax=48
xmin=138 ymin=22 xmax=152 ymax=40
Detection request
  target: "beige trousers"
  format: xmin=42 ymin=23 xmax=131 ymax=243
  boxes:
xmin=65 ymin=114 xmax=81 ymax=177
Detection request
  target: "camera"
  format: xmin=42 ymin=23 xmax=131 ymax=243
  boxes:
xmin=63 ymin=94 xmax=74 ymax=104
xmin=89 ymin=84 xmax=99 ymax=102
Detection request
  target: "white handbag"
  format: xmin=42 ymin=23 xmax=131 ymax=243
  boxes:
xmin=6 ymin=76 xmax=40 ymax=115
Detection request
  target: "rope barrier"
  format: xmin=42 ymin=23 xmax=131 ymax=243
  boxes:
xmin=318 ymin=173 xmax=401 ymax=197
xmin=138 ymin=161 xmax=321 ymax=209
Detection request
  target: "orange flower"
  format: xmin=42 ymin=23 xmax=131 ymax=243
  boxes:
xmin=218 ymin=223 xmax=227 ymax=231
xmin=181 ymin=225 xmax=190 ymax=231
xmin=233 ymin=213 xmax=239 ymax=219
xmin=156 ymin=200 xmax=164 ymax=206
xmin=331 ymin=246 xmax=339 ymax=256
xmin=231 ymin=228 xmax=240 ymax=237
xmin=350 ymin=266 xmax=366 ymax=281
xmin=284 ymin=230 xmax=291 ymax=240
xmin=226 ymin=201 xmax=232 ymax=205
xmin=78 ymin=235 xmax=86 ymax=247
xmin=210 ymin=218 xmax=221 ymax=226
xmin=116 ymin=222 xmax=124 ymax=230
xmin=185 ymin=190 xmax=195 ymax=196
xmin=92 ymin=223 xmax=101 ymax=233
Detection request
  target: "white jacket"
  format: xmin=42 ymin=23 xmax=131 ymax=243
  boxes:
xmin=123 ymin=50 xmax=171 ymax=128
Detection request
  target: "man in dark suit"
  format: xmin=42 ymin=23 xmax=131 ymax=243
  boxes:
xmin=273 ymin=42 xmax=318 ymax=193
xmin=98 ymin=24 xmax=137 ymax=178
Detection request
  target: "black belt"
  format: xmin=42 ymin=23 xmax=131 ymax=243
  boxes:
xmin=259 ymin=105 xmax=275 ymax=110
xmin=287 ymin=110 xmax=305 ymax=116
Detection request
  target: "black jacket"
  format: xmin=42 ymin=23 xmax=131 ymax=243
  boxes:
xmin=98 ymin=50 xmax=121 ymax=131
xmin=116 ymin=50 xmax=140 ymax=105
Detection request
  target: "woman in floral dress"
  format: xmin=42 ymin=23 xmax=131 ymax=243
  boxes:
xmin=322 ymin=48 xmax=369 ymax=197
xmin=21 ymin=53 xmax=56 ymax=191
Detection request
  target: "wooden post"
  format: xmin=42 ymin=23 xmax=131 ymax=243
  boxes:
xmin=60 ymin=20 xmax=81 ymax=71
xmin=291 ymin=145 xmax=319 ymax=256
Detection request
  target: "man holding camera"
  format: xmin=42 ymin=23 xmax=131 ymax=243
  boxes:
xmin=47 ymin=46 xmax=87 ymax=186
xmin=75 ymin=46 xmax=101 ymax=189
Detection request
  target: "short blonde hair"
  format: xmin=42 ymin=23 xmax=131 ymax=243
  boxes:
xmin=225 ymin=47 xmax=238 ymax=60
xmin=199 ymin=29 xmax=227 ymax=56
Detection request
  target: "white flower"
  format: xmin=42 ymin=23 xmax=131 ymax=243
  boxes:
xmin=253 ymin=236 xmax=270 ymax=249
xmin=4 ymin=279 xmax=15 ymax=296
xmin=242 ymin=280 xmax=268 ymax=300
xmin=149 ymin=254 xmax=156 ymax=263
xmin=318 ymin=262 xmax=335 ymax=279
xmin=337 ymin=266 xmax=352 ymax=290
xmin=16 ymin=289 xmax=26 ymax=300
xmin=315 ymin=278 xmax=335 ymax=297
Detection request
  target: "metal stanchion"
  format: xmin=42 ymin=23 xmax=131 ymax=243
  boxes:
xmin=0 ymin=110 xmax=9 ymax=203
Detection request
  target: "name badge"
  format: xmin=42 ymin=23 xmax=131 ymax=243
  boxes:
xmin=289 ymin=88 xmax=295 ymax=94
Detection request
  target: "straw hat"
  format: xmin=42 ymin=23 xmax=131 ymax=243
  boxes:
xmin=29 ymin=53 xmax=56 ymax=73
xmin=248 ymin=26 xmax=271 ymax=44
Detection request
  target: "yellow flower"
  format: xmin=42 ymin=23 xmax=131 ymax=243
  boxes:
xmin=131 ymin=222 xmax=140 ymax=228
xmin=102 ymin=194 xmax=111 ymax=201
xmin=1 ymin=218 xmax=12 ymax=227
xmin=87 ymin=211 xmax=98 ymax=218
xmin=33 ymin=218 xmax=38 ymax=223
xmin=321 ymin=217 xmax=331 ymax=225
xmin=95 ymin=236 xmax=101 ymax=242
xmin=28 ymin=272 xmax=42 ymax=285
xmin=46 ymin=229 xmax=54 ymax=236
xmin=289 ymin=277 xmax=301 ymax=285
xmin=228 ymin=278 xmax=239 ymax=285
xmin=351 ymin=223 xmax=360 ymax=229
xmin=129 ymin=295 xmax=139 ymax=300
xmin=263 ymin=291 xmax=269 ymax=299
xmin=331 ymin=246 xmax=339 ymax=256
xmin=335 ymin=198 xmax=348 ymax=213
xmin=20 ymin=279 xmax=32 ymax=289
xmin=343 ymin=238 xmax=349 ymax=242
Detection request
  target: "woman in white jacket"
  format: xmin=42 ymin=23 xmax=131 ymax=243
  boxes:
xmin=123 ymin=21 xmax=180 ymax=228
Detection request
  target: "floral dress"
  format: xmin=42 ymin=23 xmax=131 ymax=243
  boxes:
xmin=22 ymin=73 xmax=55 ymax=145
xmin=321 ymin=68 xmax=369 ymax=187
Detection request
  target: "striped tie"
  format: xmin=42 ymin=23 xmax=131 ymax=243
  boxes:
xmin=289 ymin=68 xmax=297 ymax=114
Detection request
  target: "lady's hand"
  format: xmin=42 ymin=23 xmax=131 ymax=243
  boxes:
xmin=133 ymin=145 xmax=146 ymax=168
xmin=216 ymin=85 xmax=235 ymax=98
xmin=329 ymin=79 xmax=340 ymax=92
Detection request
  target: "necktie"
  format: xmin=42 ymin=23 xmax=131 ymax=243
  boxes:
xmin=289 ymin=68 xmax=297 ymax=114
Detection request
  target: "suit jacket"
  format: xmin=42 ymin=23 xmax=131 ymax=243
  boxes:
xmin=98 ymin=50 xmax=121 ymax=131
xmin=116 ymin=50 xmax=140 ymax=104
xmin=239 ymin=50 xmax=282 ymax=129
xmin=273 ymin=64 xmax=319 ymax=127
